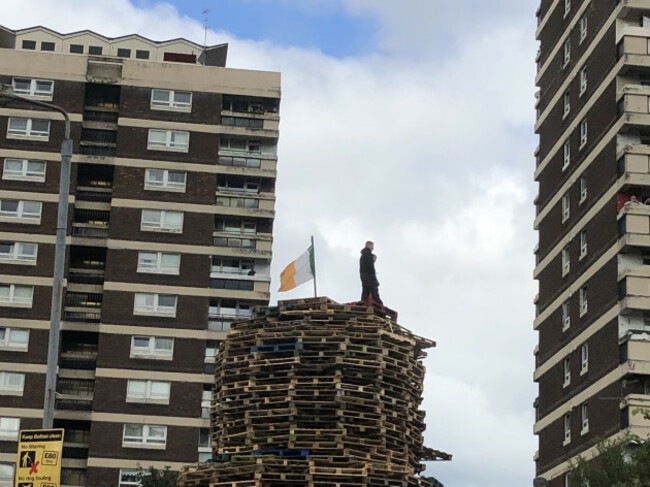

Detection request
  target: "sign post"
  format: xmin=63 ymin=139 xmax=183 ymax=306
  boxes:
xmin=15 ymin=429 xmax=64 ymax=487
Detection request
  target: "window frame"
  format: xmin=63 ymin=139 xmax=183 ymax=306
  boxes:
xmin=579 ymin=175 xmax=587 ymax=203
xmin=581 ymin=404 xmax=589 ymax=434
xmin=137 ymin=251 xmax=181 ymax=275
xmin=140 ymin=209 xmax=184 ymax=234
xmin=563 ymin=140 xmax=570 ymax=170
xmin=0 ymin=242 xmax=37 ymax=265
xmin=579 ymin=67 xmax=587 ymax=95
xmin=133 ymin=293 xmax=177 ymax=317
xmin=564 ymin=0 xmax=571 ymax=17
xmin=147 ymin=129 xmax=190 ymax=152
xmin=580 ymin=343 xmax=589 ymax=374
xmin=563 ymin=90 xmax=570 ymax=117
xmin=579 ymin=14 xmax=588 ymax=43
xmin=561 ymin=192 xmax=570 ymax=223
xmin=2 ymin=159 xmax=46 ymax=182
xmin=122 ymin=423 xmax=167 ymax=449
xmin=130 ymin=336 xmax=174 ymax=360
xmin=119 ymin=470 xmax=141 ymax=487
xmin=561 ymin=246 xmax=570 ymax=277
xmin=0 ymin=327 xmax=29 ymax=351
xmin=144 ymin=168 xmax=187 ymax=193
xmin=0 ymin=371 xmax=25 ymax=396
xmin=562 ymin=301 xmax=571 ymax=331
xmin=150 ymin=89 xmax=193 ymax=111
xmin=579 ymin=119 xmax=588 ymax=149
xmin=579 ymin=229 xmax=587 ymax=259
xmin=0 ymin=284 xmax=34 ymax=307
xmin=563 ymin=39 xmax=571 ymax=67
xmin=126 ymin=379 xmax=171 ymax=404
xmin=579 ymin=286 xmax=588 ymax=316
xmin=11 ymin=78 xmax=54 ymax=100
xmin=6 ymin=118 xmax=50 ymax=140
xmin=0 ymin=417 xmax=20 ymax=440
xmin=563 ymin=357 xmax=571 ymax=388
xmin=563 ymin=413 xmax=571 ymax=445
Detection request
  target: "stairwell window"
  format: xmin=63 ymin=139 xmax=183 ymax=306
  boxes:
xmin=140 ymin=209 xmax=183 ymax=233
xmin=0 ymin=417 xmax=19 ymax=440
xmin=133 ymin=293 xmax=177 ymax=317
xmin=0 ymin=285 xmax=33 ymax=307
xmin=126 ymin=380 xmax=170 ymax=404
xmin=562 ymin=301 xmax=570 ymax=331
xmin=3 ymin=159 xmax=46 ymax=182
xmin=562 ymin=192 xmax=570 ymax=222
xmin=0 ymin=200 xmax=42 ymax=222
xmin=0 ymin=372 xmax=24 ymax=395
xmin=579 ymin=119 xmax=588 ymax=149
xmin=563 ymin=357 xmax=571 ymax=388
xmin=11 ymin=78 xmax=54 ymax=100
xmin=137 ymin=251 xmax=180 ymax=275
xmin=580 ymin=343 xmax=589 ymax=374
xmin=579 ymin=230 xmax=587 ymax=259
xmin=151 ymin=89 xmax=192 ymax=111
xmin=563 ymin=140 xmax=570 ymax=170
xmin=581 ymin=404 xmax=589 ymax=434
xmin=7 ymin=118 xmax=50 ymax=140
xmin=130 ymin=336 xmax=173 ymax=359
xmin=579 ymin=286 xmax=588 ymax=316
xmin=144 ymin=169 xmax=186 ymax=192
xmin=122 ymin=424 xmax=167 ymax=449
xmin=0 ymin=328 xmax=29 ymax=351
xmin=0 ymin=242 xmax=37 ymax=264
xmin=147 ymin=129 xmax=189 ymax=152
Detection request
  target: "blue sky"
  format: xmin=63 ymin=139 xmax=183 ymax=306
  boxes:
xmin=136 ymin=0 xmax=378 ymax=57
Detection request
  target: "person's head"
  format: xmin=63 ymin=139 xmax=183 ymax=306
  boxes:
xmin=631 ymin=195 xmax=639 ymax=202
xmin=365 ymin=241 xmax=374 ymax=251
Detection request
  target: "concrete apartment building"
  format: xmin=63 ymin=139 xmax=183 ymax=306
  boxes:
xmin=533 ymin=1 xmax=650 ymax=485
xmin=0 ymin=25 xmax=279 ymax=486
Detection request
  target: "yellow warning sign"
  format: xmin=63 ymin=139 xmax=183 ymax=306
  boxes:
xmin=15 ymin=429 xmax=64 ymax=487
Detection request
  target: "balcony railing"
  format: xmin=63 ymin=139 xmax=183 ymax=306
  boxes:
xmin=71 ymin=223 xmax=109 ymax=238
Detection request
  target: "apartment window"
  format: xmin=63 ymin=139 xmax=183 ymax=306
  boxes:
xmin=579 ymin=230 xmax=587 ymax=259
xmin=215 ymin=219 xmax=256 ymax=235
xmin=581 ymin=343 xmax=589 ymax=374
xmin=218 ymin=156 xmax=261 ymax=168
xmin=3 ymin=159 xmax=46 ymax=182
xmin=119 ymin=470 xmax=141 ymax=487
xmin=0 ymin=285 xmax=33 ymax=307
xmin=133 ymin=293 xmax=177 ymax=317
xmin=579 ymin=286 xmax=588 ymax=316
xmin=564 ymin=0 xmax=570 ymax=16
xmin=563 ymin=39 xmax=571 ymax=67
xmin=11 ymin=78 xmax=54 ymax=99
xmin=0 ymin=200 xmax=42 ymax=221
xmin=220 ymin=136 xmax=262 ymax=153
xmin=579 ymin=119 xmax=587 ymax=148
xmin=579 ymin=175 xmax=587 ymax=203
xmin=144 ymin=169 xmax=187 ymax=192
xmin=147 ymin=129 xmax=190 ymax=151
xmin=126 ymin=380 xmax=170 ymax=404
xmin=579 ymin=14 xmax=588 ymax=43
xmin=0 ymin=372 xmax=24 ymax=395
xmin=0 ymin=463 xmax=14 ymax=484
xmin=21 ymin=40 xmax=36 ymax=50
xmin=216 ymin=196 xmax=259 ymax=208
xmin=563 ymin=357 xmax=571 ymax=387
xmin=69 ymin=44 xmax=83 ymax=54
xmin=564 ymin=474 xmax=571 ymax=487
xmin=151 ymin=89 xmax=192 ymax=110
xmin=130 ymin=336 xmax=174 ymax=359
xmin=563 ymin=90 xmax=570 ymax=117
xmin=0 ymin=242 xmax=37 ymax=263
xmin=579 ymin=67 xmax=587 ymax=95
xmin=562 ymin=247 xmax=570 ymax=276
xmin=581 ymin=404 xmax=589 ymax=435
xmin=0 ymin=328 xmax=29 ymax=350
xmin=562 ymin=192 xmax=570 ymax=222
xmin=88 ymin=45 xmax=103 ymax=55
xmin=41 ymin=41 xmax=55 ymax=51
xmin=563 ymin=140 xmax=570 ymax=170
xmin=0 ymin=417 xmax=19 ymax=440
xmin=564 ymin=413 xmax=571 ymax=445
xmin=7 ymin=118 xmax=50 ymax=139
xmin=136 ymin=50 xmax=150 ymax=60
xmin=137 ymin=251 xmax=180 ymax=275
xmin=117 ymin=48 xmax=131 ymax=58
xmin=562 ymin=301 xmax=570 ymax=331
xmin=140 ymin=209 xmax=184 ymax=233
xmin=211 ymin=257 xmax=254 ymax=275
xmin=201 ymin=389 xmax=211 ymax=419
xmin=198 ymin=427 xmax=211 ymax=461
xmin=122 ymin=424 xmax=167 ymax=448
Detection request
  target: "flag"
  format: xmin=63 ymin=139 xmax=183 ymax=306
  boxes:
xmin=278 ymin=245 xmax=315 ymax=292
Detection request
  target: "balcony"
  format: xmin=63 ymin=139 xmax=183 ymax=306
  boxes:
xmin=72 ymin=209 xmax=110 ymax=242
xmin=63 ymin=292 xmax=102 ymax=323
xmin=56 ymin=378 xmax=94 ymax=411
xmin=212 ymin=231 xmax=272 ymax=257
xmin=618 ymin=204 xmax=650 ymax=251
xmin=215 ymin=192 xmax=275 ymax=217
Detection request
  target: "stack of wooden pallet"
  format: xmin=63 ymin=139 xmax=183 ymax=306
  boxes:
xmin=177 ymin=297 xmax=450 ymax=487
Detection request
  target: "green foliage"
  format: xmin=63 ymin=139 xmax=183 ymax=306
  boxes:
xmin=568 ymin=435 xmax=650 ymax=487
xmin=138 ymin=466 xmax=178 ymax=487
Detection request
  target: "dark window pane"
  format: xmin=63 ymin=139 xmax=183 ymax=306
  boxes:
xmin=136 ymin=50 xmax=150 ymax=60
xmin=22 ymin=40 xmax=36 ymax=50
xmin=88 ymin=46 xmax=103 ymax=55
xmin=41 ymin=42 xmax=55 ymax=51
xmin=70 ymin=44 xmax=83 ymax=54
xmin=117 ymin=48 xmax=131 ymax=58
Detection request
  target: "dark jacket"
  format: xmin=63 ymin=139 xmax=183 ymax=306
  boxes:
xmin=359 ymin=247 xmax=376 ymax=276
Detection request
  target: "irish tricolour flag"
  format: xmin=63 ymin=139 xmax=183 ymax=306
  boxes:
xmin=278 ymin=244 xmax=315 ymax=292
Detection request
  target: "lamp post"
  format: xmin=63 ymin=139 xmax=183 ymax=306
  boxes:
xmin=0 ymin=84 xmax=72 ymax=429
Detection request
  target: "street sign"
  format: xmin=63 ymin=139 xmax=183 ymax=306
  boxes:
xmin=14 ymin=429 xmax=64 ymax=487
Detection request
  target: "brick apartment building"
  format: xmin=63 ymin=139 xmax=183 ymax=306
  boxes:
xmin=533 ymin=0 xmax=650 ymax=485
xmin=0 ymin=25 xmax=280 ymax=486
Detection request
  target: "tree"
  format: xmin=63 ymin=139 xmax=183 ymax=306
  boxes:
xmin=567 ymin=434 xmax=650 ymax=487
xmin=138 ymin=466 xmax=178 ymax=487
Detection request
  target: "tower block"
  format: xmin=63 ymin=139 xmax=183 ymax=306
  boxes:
xmin=178 ymin=297 xmax=450 ymax=486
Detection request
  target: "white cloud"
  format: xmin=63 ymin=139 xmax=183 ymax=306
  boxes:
xmin=1 ymin=2 xmax=539 ymax=485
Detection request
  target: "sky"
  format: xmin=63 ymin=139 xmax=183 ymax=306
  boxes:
xmin=4 ymin=1 xmax=540 ymax=485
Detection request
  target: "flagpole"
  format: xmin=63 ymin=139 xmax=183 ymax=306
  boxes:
xmin=311 ymin=235 xmax=318 ymax=298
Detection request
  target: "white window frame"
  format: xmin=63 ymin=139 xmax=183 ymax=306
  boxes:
xmin=563 ymin=39 xmax=571 ymax=67
xmin=562 ymin=192 xmax=570 ymax=222
xmin=0 ymin=242 xmax=37 ymax=265
xmin=201 ymin=390 xmax=211 ymax=419
xmin=137 ymin=251 xmax=180 ymax=275
xmin=579 ymin=119 xmax=587 ymax=149
xmin=0 ymin=327 xmax=29 ymax=351
xmin=126 ymin=379 xmax=171 ymax=404
xmin=0 ymin=462 xmax=14 ymax=484
xmin=562 ymin=301 xmax=571 ymax=331
xmin=118 ymin=470 xmax=141 ymax=487
xmin=564 ymin=0 xmax=571 ymax=17
xmin=2 ymin=159 xmax=46 ymax=182
xmin=0 ymin=284 xmax=34 ymax=307
xmin=579 ymin=230 xmax=587 ymax=259
xmin=563 ymin=357 xmax=571 ymax=388
xmin=122 ymin=423 xmax=167 ymax=449
xmin=580 ymin=343 xmax=589 ymax=374
xmin=562 ymin=247 xmax=570 ymax=276
xmin=579 ymin=15 xmax=587 ymax=43
xmin=579 ymin=175 xmax=587 ymax=203
xmin=133 ymin=293 xmax=177 ymax=317
xmin=147 ymin=129 xmax=189 ymax=152
xmin=150 ymin=89 xmax=192 ymax=111
xmin=11 ymin=78 xmax=54 ymax=100
xmin=563 ymin=413 xmax=571 ymax=445
xmin=579 ymin=67 xmax=587 ymax=95
xmin=144 ymin=168 xmax=187 ymax=193
xmin=0 ymin=417 xmax=19 ymax=440
xmin=579 ymin=286 xmax=588 ymax=316
xmin=140 ymin=209 xmax=184 ymax=234
xmin=563 ymin=140 xmax=570 ymax=170
xmin=563 ymin=91 xmax=570 ymax=117
xmin=0 ymin=372 xmax=24 ymax=396
xmin=130 ymin=336 xmax=174 ymax=360
xmin=0 ymin=200 xmax=42 ymax=223
xmin=581 ymin=404 xmax=589 ymax=434
xmin=6 ymin=118 xmax=50 ymax=140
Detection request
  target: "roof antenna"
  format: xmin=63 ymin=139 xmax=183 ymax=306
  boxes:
xmin=202 ymin=8 xmax=209 ymax=65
